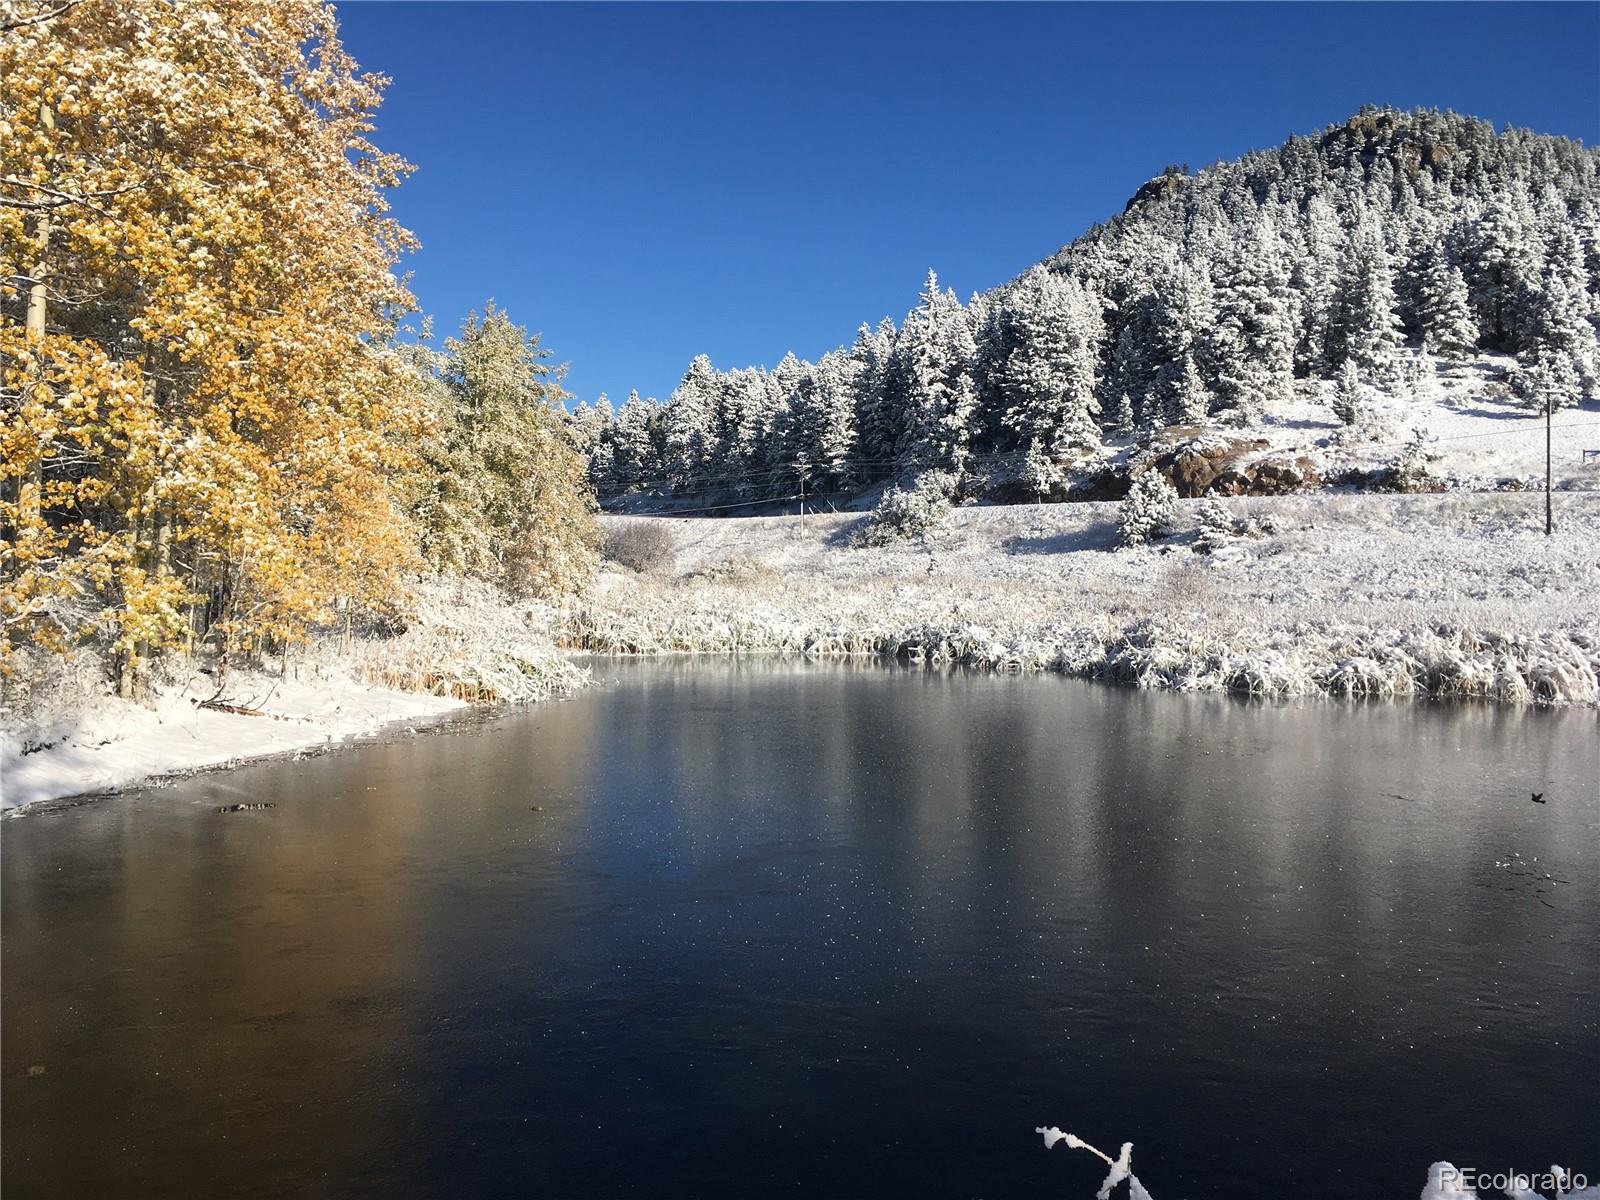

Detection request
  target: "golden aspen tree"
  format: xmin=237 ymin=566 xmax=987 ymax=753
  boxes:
xmin=1 ymin=0 xmax=427 ymax=694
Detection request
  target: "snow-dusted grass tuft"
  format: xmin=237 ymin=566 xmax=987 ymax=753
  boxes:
xmin=344 ymin=575 xmax=584 ymax=703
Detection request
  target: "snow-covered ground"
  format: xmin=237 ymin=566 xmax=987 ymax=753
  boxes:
xmin=569 ymin=377 xmax=1600 ymax=705
xmin=1 ymin=577 xmax=586 ymax=813
xmin=0 ymin=665 xmax=467 ymax=813
xmin=1239 ymin=354 xmax=1600 ymax=491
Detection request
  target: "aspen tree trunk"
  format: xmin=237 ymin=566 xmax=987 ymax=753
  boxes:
xmin=20 ymin=103 xmax=54 ymax=534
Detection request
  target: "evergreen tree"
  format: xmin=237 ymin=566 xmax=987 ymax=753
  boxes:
xmin=1412 ymin=242 xmax=1480 ymax=358
xmin=568 ymin=395 xmax=616 ymax=495
xmin=1209 ymin=216 xmax=1296 ymax=425
xmin=664 ymin=354 xmax=721 ymax=490
xmin=1460 ymin=199 xmax=1535 ymax=348
xmin=1117 ymin=470 xmax=1180 ymax=546
xmin=1330 ymin=359 xmax=1371 ymax=426
xmin=998 ymin=272 xmax=1103 ymax=455
xmin=612 ymin=391 xmax=659 ymax=488
xmin=852 ymin=318 xmax=901 ymax=472
xmin=1153 ymin=262 xmax=1217 ymax=425
xmin=1327 ymin=219 xmax=1407 ymax=379
xmin=894 ymin=271 xmax=979 ymax=472
xmin=418 ymin=306 xmax=598 ymax=595
xmin=789 ymin=350 xmax=860 ymax=488
xmin=1514 ymin=258 xmax=1597 ymax=411
xmin=1292 ymin=195 xmax=1343 ymax=375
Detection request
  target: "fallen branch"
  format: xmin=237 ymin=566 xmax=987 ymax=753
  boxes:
xmin=194 ymin=698 xmax=264 ymax=717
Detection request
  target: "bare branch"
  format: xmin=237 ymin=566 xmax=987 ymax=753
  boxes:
xmin=0 ymin=177 xmax=141 ymax=218
xmin=0 ymin=0 xmax=83 ymax=33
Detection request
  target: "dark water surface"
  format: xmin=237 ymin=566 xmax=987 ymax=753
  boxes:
xmin=4 ymin=660 xmax=1597 ymax=1199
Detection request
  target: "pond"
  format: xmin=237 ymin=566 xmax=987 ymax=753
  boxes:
xmin=3 ymin=660 xmax=1597 ymax=1199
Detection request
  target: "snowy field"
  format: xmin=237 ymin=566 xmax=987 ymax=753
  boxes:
xmin=569 ymin=380 xmax=1600 ymax=706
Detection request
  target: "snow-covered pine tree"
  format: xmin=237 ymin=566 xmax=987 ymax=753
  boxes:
xmin=1117 ymin=470 xmax=1180 ymax=547
xmin=568 ymin=395 xmax=616 ymax=494
xmin=788 ymin=349 xmax=860 ymax=490
xmin=1460 ymin=198 xmax=1535 ymax=349
xmin=1411 ymin=241 xmax=1480 ymax=358
xmin=1331 ymin=359 xmax=1371 ymax=426
xmin=1209 ymin=215 xmax=1296 ymax=425
xmin=1327 ymin=218 xmax=1407 ymax=380
xmin=852 ymin=318 xmax=901 ymax=474
xmin=768 ymin=350 xmax=805 ymax=460
xmin=998 ymin=271 xmax=1103 ymax=457
xmin=1101 ymin=287 xmax=1162 ymax=429
xmin=1153 ymin=261 xmax=1217 ymax=425
xmin=719 ymin=365 xmax=783 ymax=494
xmin=894 ymin=270 xmax=979 ymax=473
xmin=1292 ymin=195 xmax=1343 ymax=375
xmin=1018 ymin=438 xmax=1067 ymax=500
xmin=612 ymin=391 xmax=659 ymax=489
xmin=664 ymin=354 xmax=721 ymax=490
xmin=1514 ymin=256 xmax=1597 ymax=412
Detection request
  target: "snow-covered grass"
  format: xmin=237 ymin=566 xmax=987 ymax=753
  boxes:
xmin=564 ymin=485 xmax=1599 ymax=706
xmin=1 ymin=577 xmax=585 ymax=813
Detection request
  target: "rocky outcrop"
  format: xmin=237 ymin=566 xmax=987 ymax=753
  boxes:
xmin=1328 ymin=465 xmax=1447 ymax=494
xmin=1318 ymin=108 xmax=1456 ymax=177
xmin=1122 ymin=167 xmax=1188 ymax=214
xmin=1136 ymin=431 xmax=1320 ymax=498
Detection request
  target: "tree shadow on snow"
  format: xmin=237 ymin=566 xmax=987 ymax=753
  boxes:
xmin=825 ymin=517 xmax=870 ymax=548
xmin=1000 ymin=522 xmax=1121 ymax=556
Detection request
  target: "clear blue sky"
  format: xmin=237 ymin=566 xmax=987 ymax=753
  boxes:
xmin=336 ymin=1 xmax=1600 ymax=405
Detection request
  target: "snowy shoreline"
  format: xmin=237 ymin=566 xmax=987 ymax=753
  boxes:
xmin=0 ymin=668 xmax=470 ymax=814
xmin=1 ymin=578 xmax=591 ymax=815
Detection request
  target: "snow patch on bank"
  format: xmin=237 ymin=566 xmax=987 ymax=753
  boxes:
xmin=1 ymin=668 xmax=465 ymax=812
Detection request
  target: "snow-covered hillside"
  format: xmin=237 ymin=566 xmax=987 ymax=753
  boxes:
xmin=570 ymin=108 xmax=1600 ymax=517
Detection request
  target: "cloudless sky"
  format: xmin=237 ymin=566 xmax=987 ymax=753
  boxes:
xmin=336 ymin=2 xmax=1600 ymax=404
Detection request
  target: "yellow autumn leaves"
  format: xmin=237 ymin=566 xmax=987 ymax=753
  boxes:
xmin=2 ymin=0 xmax=589 ymax=698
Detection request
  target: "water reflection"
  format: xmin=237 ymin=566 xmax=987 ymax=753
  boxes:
xmin=4 ymin=660 xmax=1596 ymax=1199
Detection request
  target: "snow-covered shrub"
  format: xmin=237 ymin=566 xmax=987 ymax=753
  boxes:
xmin=1392 ymin=428 xmax=1440 ymax=490
xmin=1192 ymin=497 xmax=1239 ymax=554
xmin=602 ymin=520 xmax=677 ymax=574
xmin=687 ymin=553 xmax=777 ymax=586
xmin=856 ymin=470 xmax=956 ymax=546
xmin=1331 ymin=360 xmax=1369 ymax=426
xmin=1117 ymin=471 xmax=1179 ymax=547
xmin=345 ymin=576 xmax=584 ymax=703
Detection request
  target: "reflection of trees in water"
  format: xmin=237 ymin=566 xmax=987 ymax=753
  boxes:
xmin=4 ymin=665 xmax=1595 ymax=1197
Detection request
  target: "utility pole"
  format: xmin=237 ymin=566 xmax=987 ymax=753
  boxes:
xmin=1545 ymin=391 xmax=1554 ymax=537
